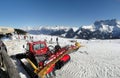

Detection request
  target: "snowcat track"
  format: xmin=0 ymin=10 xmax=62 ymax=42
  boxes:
xmin=18 ymin=59 xmax=38 ymax=78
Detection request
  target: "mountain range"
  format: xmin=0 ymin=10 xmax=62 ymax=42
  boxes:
xmin=22 ymin=19 xmax=120 ymax=39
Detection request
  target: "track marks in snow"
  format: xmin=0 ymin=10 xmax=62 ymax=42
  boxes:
xmin=56 ymin=41 xmax=120 ymax=78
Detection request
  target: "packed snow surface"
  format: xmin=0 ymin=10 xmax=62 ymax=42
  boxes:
xmin=3 ymin=35 xmax=120 ymax=78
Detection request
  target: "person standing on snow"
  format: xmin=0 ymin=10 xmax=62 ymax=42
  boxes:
xmin=56 ymin=37 xmax=58 ymax=45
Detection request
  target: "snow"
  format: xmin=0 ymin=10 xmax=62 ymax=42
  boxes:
xmin=3 ymin=40 xmax=26 ymax=56
xmin=3 ymin=35 xmax=120 ymax=78
xmin=22 ymin=26 xmax=75 ymax=31
xmin=82 ymin=25 xmax=95 ymax=31
xmin=56 ymin=40 xmax=120 ymax=78
xmin=72 ymin=27 xmax=78 ymax=31
xmin=117 ymin=21 xmax=120 ymax=28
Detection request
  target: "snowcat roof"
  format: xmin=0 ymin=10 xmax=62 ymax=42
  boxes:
xmin=28 ymin=41 xmax=46 ymax=45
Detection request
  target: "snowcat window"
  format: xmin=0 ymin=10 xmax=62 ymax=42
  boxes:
xmin=34 ymin=44 xmax=40 ymax=50
xmin=33 ymin=43 xmax=45 ymax=50
xmin=40 ymin=44 xmax=45 ymax=48
xmin=26 ymin=44 xmax=29 ymax=51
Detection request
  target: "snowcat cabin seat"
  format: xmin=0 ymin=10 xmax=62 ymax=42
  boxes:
xmin=54 ymin=45 xmax=61 ymax=53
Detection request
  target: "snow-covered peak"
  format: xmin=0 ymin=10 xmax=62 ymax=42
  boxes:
xmin=94 ymin=19 xmax=118 ymax=29
xmin=22 ymin=26 xmax=33 ymax=30
xmin=116 ymin=21 xmax=120 ymax=28
xmin=116 ymin=19 xmax=120 ymax=24
xmin=21 ymin=26 xmax=78 ymax=35
xmin=99 ymin=24 xmax=113 ymax=33
xmin=82 ymin=25 xmax=95 ymax=31
xmin=20 ymin=19 xmax=120 ymax=39
xmin=72 ymin=27 xmax=79 ymax=31
xmin=22 ymin=26 xmax=74 ymax=31
xmin=91 ymin=19 xmax=120 ymax=33
xmin=41 ymin=26 xmax=71 ymax=31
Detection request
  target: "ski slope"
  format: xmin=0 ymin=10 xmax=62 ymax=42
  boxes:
xmin=3 ymin=35 xmax=120 ymax=78
xmin=56 ymin=40 xmax=120 ymax=78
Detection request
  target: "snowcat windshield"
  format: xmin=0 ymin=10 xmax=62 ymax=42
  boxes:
xmin=33 ymin=43 xmax=45 ymax=50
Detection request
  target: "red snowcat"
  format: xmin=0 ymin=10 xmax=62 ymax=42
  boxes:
xmin=16 ymin=40 xmax=80 ymax=78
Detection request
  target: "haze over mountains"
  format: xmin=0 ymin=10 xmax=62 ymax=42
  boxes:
xmin=22 ymin=19 xmax=120 ymax=39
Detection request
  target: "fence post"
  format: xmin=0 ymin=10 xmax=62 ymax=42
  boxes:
xmin=0 ymin=47 xmax=21 ymax=78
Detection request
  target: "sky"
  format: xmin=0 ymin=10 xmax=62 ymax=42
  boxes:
xmin=0 ymin=0 xmax=120 ymax=28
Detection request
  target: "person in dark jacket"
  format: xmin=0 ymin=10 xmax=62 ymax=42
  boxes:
xmin=56 ymin=37 xmax=58 ymax=45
